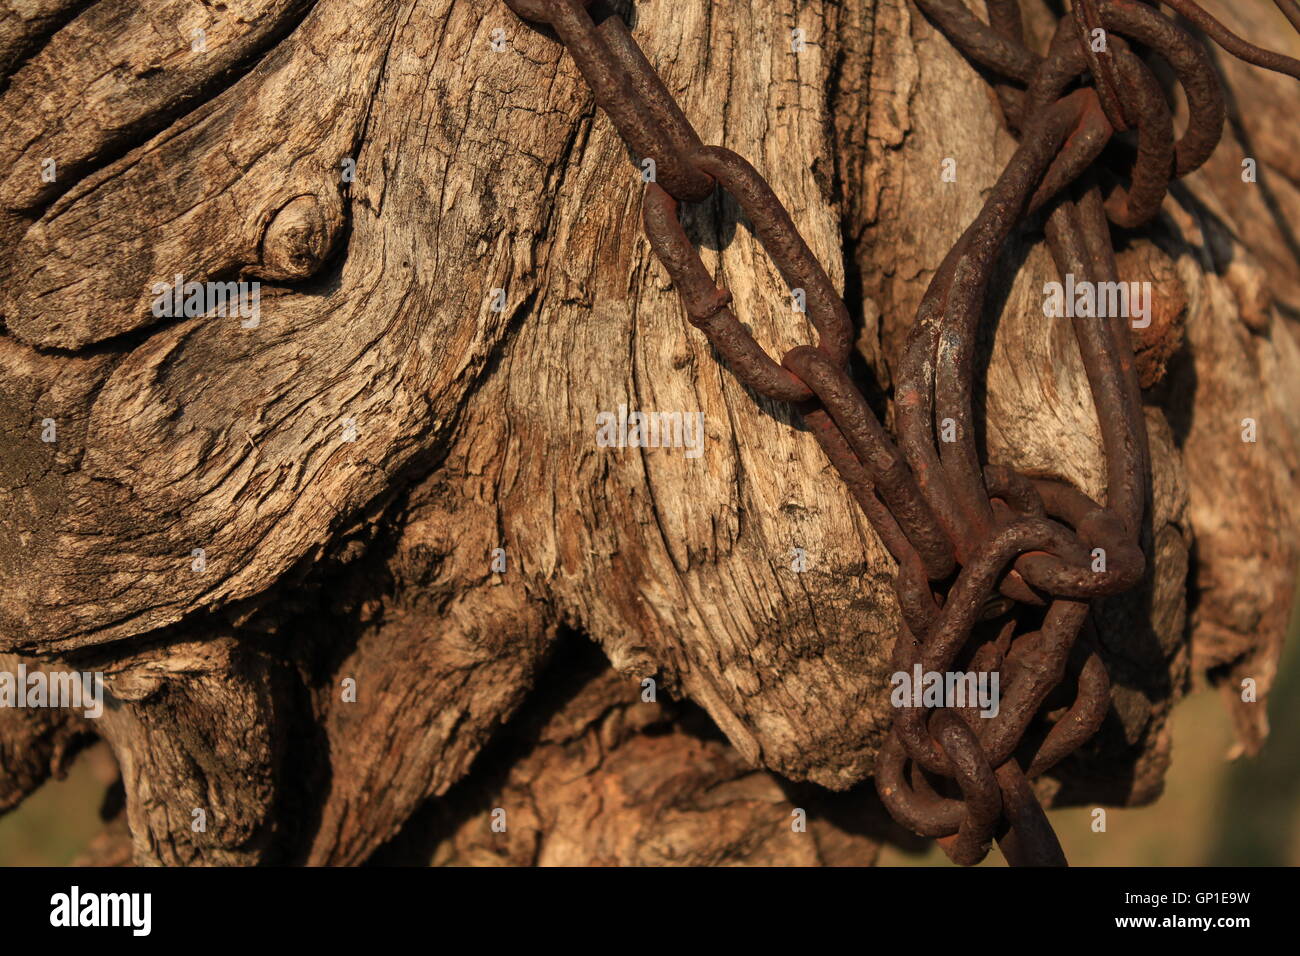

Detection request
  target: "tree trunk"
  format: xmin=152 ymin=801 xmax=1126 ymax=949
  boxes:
xmin=0 ymin=0 xmax=1296 ymax=865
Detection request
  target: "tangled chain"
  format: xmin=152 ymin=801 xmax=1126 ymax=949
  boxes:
xmin=503 ymin=0 xmax=1300 ymax=865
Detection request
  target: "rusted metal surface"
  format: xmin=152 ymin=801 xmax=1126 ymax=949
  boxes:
xmin=504 ymin=0 xmax=1300 ymax=865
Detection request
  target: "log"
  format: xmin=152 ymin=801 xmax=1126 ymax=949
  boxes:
xmin=0 ymin=0 xmax=1295 ymax=865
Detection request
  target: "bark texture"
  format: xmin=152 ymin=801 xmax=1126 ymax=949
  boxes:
xmin=0 ymin=0 xmax=1295 ymax=865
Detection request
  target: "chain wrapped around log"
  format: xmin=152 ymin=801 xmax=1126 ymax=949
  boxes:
xmin=503 ymin=0 xmax=1300 ymax=865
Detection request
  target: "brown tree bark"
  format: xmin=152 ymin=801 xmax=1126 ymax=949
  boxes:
xmin=0 ymin=0 xmax=1296 ymax=865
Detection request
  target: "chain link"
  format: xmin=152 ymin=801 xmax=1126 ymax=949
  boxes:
xmin=504 ymin=0 xmax=1300 ymax=865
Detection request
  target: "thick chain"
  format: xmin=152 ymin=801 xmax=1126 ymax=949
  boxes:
xmin=504 ymin=0 xmax=1300 ymax=865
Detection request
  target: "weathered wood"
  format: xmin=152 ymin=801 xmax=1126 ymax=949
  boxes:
xmin=378 ymin=640 xmax=885 ymax=866
xmin=0 ymin=652 xmax=94 ymax=812
xmin=1158 ymin=0 xmax=1300 ymax=757
xmin=0 ymin=0 xmax=1295 ymax=864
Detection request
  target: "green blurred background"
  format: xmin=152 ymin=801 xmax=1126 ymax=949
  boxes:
xmin=3 ymin=599 xmax=1297 ymax=866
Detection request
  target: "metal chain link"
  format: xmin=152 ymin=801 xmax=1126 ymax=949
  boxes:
xmin=504 ymin=0 xmax=1300 ymax=865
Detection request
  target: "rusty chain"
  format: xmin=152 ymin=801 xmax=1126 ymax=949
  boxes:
xmin=503 ymin=0 xmax=1300 ymax=865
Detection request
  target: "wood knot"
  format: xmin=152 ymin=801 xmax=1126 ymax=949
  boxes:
xmin=1116 ymin=240 xmax=1186 ymax=389
xmin=1224 ymin=257 xmax=1273 ymax=335
xmin=258 ymin=195 xmax=339 ymax=280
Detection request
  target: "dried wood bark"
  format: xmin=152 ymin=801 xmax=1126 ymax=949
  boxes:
xmin=0 ymin=0 xmax=1295 ymax=865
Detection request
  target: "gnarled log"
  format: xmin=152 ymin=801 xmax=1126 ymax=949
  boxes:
xmin=0 ymin=0 xmax=1295 ymax=865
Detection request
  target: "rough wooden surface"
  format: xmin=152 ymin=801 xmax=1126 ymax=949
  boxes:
xmin=0 ymin=0 xmax=1296 ymax=865
xmin=369 ymin=640 xmax=893 ymax=866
